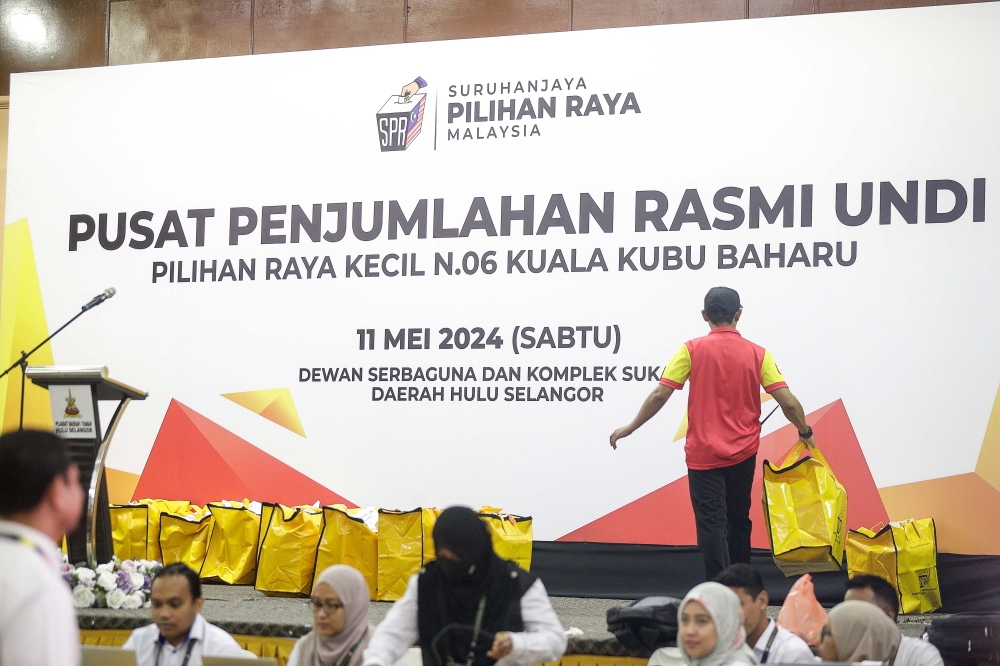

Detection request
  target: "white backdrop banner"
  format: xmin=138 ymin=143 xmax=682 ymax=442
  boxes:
xmin=4 ymin=3 xmax=999 ymax=551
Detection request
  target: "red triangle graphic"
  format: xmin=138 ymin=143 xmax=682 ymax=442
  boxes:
xmin=133 ymin=400 xmax=250 ymax=503
xmin=133 ymin=399 xmax=355 ymax=507
xmin=559 ymin=399 xmax=887 ymax=545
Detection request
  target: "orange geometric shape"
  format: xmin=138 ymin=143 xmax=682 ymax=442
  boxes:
xmin=879 ymin=473 xmax=1000 ymax=556
xmin=133 ymin=399 xmax=352 ymax=507
xmin=976 ymin=382 xmax=1000 ymax=493
xmin=105 ymin=468 xmax=141 ymax=505
xmin=560 ymin=400 xmax=889 ymax=546
xmin=222 ymin=388 xmax=306 ymax=437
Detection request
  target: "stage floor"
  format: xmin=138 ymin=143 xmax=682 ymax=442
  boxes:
xmin=78 ymin=583 xmax=937 ymax=642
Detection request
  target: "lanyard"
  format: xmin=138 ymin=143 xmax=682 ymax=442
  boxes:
xmin=0 ymin=532 xmax=46 ymax=559
xmin=154 ymin=636 xmax=196 ymax=666
xmin=332 ymin=627 xmax=370 ymax=666
xmin=760 ymin=622 xmax=779 ymax=664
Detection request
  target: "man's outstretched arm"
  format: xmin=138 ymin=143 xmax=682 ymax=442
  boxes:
xmin=769 ymin=387 xmax=816 ymax=446
xmin=610 ymin=384 xmax=674 ymax=449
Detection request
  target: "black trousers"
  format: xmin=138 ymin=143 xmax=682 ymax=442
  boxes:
xmin=687 ymin=454 xmax=756 ymax=581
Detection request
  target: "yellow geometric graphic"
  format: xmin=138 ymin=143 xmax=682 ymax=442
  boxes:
xmin=105 ymin=467 xmax=141 ymax=504
xmin=0 ymin=219 xmax=54 ymax=433
xmin=673 ymin=393 xmax=773 ymax=442
xmin=673 ymin=412 xmax=688 ymax=442
xmin=221 ymin=388 xmax=306 ymax=437
xmin=975 ymin=381 xmax=1000 ymax=493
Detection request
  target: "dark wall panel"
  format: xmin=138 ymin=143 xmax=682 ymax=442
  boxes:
xmin=254 ymin=0 xmax=405 ymax=54
xmin=572 ymin=0 xmax=746 ymax=30
xmin=109 ymin=0 xmax=251 ymax=66
xmin=818 ymin=0 xmax=935 ymax=11
xmin=750 ymin=0 xmax=817 ymax=18
xmin=0 ymin=0 xmax=107 ymax=95
xmin=406 ymin=0 xmax=571 ymax=43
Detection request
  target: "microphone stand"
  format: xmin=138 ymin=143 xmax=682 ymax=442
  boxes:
xmin=0 ymin=304 xmax=103 ymax=431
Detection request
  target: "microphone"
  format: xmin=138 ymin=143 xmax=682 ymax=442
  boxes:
xmin=81 ymin=287 xmax=116 ymax=312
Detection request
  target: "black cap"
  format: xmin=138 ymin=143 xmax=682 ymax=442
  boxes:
xmin=704 ymin=287 xmax=741 ymax=320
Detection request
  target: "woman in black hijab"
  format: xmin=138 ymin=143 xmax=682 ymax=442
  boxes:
xmin=363 ymin=507 xmax=566 ymax=666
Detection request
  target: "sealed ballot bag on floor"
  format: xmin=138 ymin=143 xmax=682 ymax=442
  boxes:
xmin=847 ymin=518 xmax=942 ymax=614
xmin=762 ymin=442 xmax=848 ymax=576
xmin=135 ymin=499 xmax=195 ymax=562
xmin=314 ymin=506 xmax=378 ymax=598
xmin=201 ymin=500 xmax=267 ymax=585
xmin=159 ymin=508 xmax=214 ymax=571
xmin=110 ymin=504 xmax=149 ymax=562
xmin=479 ymin=507 xmax=533 ymax=571
xmin=255 ymin=504 xmax=324 ymax=595
xmin=377 ymin=508 xmax=441 ymax=601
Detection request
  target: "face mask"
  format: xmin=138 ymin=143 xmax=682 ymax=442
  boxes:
xmin=438 ymin=557 xmax=476 ymax=584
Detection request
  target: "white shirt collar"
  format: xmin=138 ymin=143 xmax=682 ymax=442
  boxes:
xmin=157 ymin=613 xmax=207 ymax=649
xmin=0 ymin=518 xmax=63 ymax=570
xmin=753 ymin=618 xmax=778 ymax=652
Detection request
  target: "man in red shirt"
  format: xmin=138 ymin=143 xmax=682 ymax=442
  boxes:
xmin=610 ymin=287 xmax=815 ymax=579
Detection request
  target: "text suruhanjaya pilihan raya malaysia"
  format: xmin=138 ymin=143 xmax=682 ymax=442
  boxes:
xmin=444 ymin=77 xmax=640 ymax=141
xmin=63 ymin=180 xmax=987 ymax=283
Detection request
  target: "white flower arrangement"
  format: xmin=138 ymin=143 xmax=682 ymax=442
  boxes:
xmin=64 ymin=557 xmax=161 ymax=609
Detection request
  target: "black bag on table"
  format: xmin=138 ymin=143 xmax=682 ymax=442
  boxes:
xmin=927 ymin=612 xmax=1000 ymax=664
xmin=606 ymin=596 xmax=681 ymax=650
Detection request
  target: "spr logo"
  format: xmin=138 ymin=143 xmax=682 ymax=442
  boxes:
xmin=377 ymin=77 xmax=427 ymax=152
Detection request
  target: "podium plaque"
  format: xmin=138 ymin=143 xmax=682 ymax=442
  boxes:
xmin=27 ymin=366 xmax=147 ymax=567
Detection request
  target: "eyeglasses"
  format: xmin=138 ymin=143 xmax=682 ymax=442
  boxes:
xmin=309 ymin=599 xmax=344 ymax=615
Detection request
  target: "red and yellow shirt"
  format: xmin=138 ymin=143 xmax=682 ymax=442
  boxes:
xmin=660 ymin=328 xmax=787 ymax=470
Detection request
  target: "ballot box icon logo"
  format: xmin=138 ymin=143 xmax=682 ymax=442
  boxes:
xmin=377 ymin=88 xmax=426 ymax=152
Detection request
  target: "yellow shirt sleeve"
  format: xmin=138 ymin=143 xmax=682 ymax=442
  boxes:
xmin=660 ymin=345 xmax=691 ymax=388
xmin=760 ymin=349 xmax=788 ymax=392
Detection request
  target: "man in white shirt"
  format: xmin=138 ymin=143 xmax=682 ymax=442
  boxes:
xmin=715 ymin=564 xmax=815 ymax=663
xmin=844 ymin=575 xmax=943 ymax=666
xmin=0 ymin=430 xmax=86 ymax=666
xmin=123 ymin=563 xmax=246 ymax=665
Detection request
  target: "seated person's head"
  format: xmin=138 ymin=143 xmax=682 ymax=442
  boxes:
xmin=818 ymin=600 xmax=901 ymax=662
xmin=679 ymin=582 xmax=747 ymax=663
xmin=309 ymin=565 xmax=370 ymax=638
xmin=0 ymin=430 xmax=83 ymax=539
xmin=714 ymin=564 xmax=769 ymax=641
xmin=844 ymin=574 xmax=899 ymax=621
xmin=431 ymin=506 xmax=494 ymax=585
xmin=151 ymin=563 xmax=203 ymax=646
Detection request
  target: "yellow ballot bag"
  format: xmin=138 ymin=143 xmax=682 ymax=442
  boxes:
xmin=479 ymin=508 xmax=533 ymax=571
xmin=255 ymin=504 xmax=324 ymax=596
xmin=314 ymin=506 xmax=378 ymax=599
xmin=377 ymin=508 xmax=427 ymax=601
xmin=763 ymin=442 xmax=847 ymax=576
xmin=110 ymin=504 xmax=149 ymax=562
xmin=159 ymin=509 xmax=214 ymax=571
xmin=200 ymin=501 xmax=265 ymax=585
xmin=847 ymin=519 xmax=942 ymax=614
xmin=135 ymin=499 xmax=194 ymax=562
xmin=421 ymin=507 xmax=443 ymax=565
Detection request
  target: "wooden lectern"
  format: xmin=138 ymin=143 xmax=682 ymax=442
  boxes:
xmin=26 ymin=366 xmax=147 ymax=567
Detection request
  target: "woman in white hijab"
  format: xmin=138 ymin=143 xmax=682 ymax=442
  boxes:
xmin=678 ymin=582 xmax=760 ymax=666
xmin=288 ymin=565 xmax=377 ymax=666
